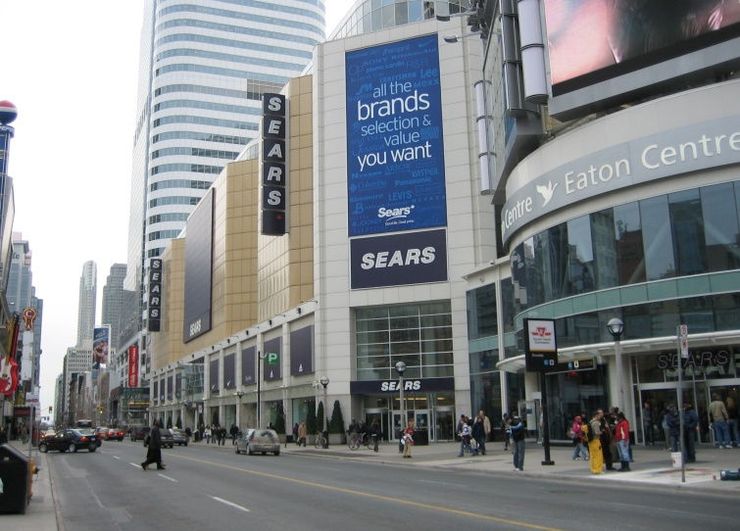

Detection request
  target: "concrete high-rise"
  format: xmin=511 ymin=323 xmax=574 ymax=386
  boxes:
xmin=125 ymin=0 xmax=326 ymax=294
xmin=76 ymin=260 xmax=97 ymax=348
xmin=102 ymin=263 xmax=127 ymax=351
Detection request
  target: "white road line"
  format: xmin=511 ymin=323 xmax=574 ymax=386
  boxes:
xmin=112 ymin=455 xmax=120 ymax=460
xmin=210 ymin=496 xmax=250 ymax=512
xmin=158 ymin=473 xmax=178 ymax=483
xmin=130 ymin=462 xmax=142 ymax=469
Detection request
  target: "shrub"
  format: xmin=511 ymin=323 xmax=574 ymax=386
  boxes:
xmin=329 ymin=400 xmax=345 ymax=434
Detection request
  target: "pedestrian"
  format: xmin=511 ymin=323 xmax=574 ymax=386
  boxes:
xmin=472 ymin=414 xmax=486 ymax=455
xmin=601 ymin=409 xmax=616 ymax=471
xmin=570 ymin=415 xmax=589 ymax=461
xmin=369 ymin=419 xmax=381 ymax=452
xmin=501 ymin=413 xmax=511 ymax=451
xmin=141 ymin=420 xmax=166 ymax=470
xmin=726 ymin=396 xmax=738 ymax=447
xmin=683 ymin=402 xmax=699 ymax=463
xmin=292 ymin=422 xmax=299 ymax=444
xmin=666 ymin=405 xmax=681 ymax=452
xmin=615 ymin=412 xmax=631 ymax=471
xmin=457 ymin=415 xmax=473 ymax=457
xmin=642 ymin=401 xmax=654 ymax=446
xmin=230 ymin=423 xmax=239 ymax=445
xmin=479 ymin=409 xmax=492 ymax=442
xmin=509 ymin=415 xmax=525 ymax=471
xmin=589 ymin=410 xmax=604 ymax=475
xmin=709 ymin=393 xmax=731 ymax=448
xmin=402 ymin=420 xmax=414 ymax=458
xmin=204 ymin=425 xmax=212 ymax=444
xmin=298 ymin=421 xmax=307 ymax=447
xmin=219 ymin=426 xmax=227 ymax=446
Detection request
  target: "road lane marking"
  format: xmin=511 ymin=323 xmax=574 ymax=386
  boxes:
xmin=129 ymin=462 xmax=142 ymax=469
xmin=174 ymin=454 xmax=558 ymax=530
xmin=112 ymin=456 xmax=120 ymax=460
xmin=211 ymin=496 xmax=250 ymax=512
xmin=158 ymin=473 xmax=178 ymax=483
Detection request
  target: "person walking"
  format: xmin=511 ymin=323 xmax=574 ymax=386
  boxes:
xmin=709 ymin=393 xmax=731 ymax=448
xmin=369 ymin=419 xmax=381 ymax=452
xmin=472 ymin=414 xmax=486 ymax=455
xmin=589 ymin=410 xmax=604 ymax=475
xmin=571 ymin=415 xmax=589 ymax=461
xmin=402 ymin=420 xmax=415 ymax=458
xmin=509 ymin=415 xmax=525 ymax=471
xmin=141 ymin=420 xmax=166 ymax=470
xmin=601 ymin=410 xmax=616 ymax=471
xmin=683 ymin=402 xmax=699 ymax=463
xmin=457 ymin=416 xmax=474 ymax=457
xmin=297 ymin=421 xmax=307 ymax=447
xmin=479 ymin=409 xmax=492 ymax=443
xmin=615 ymin=412 xmax=631 ymax=471
xmin=230 ymin=423 xmax=239 ymax=445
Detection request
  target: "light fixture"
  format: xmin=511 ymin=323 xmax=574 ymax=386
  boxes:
xmin=607 ymin=318 xmax=624 ymax=339
xmin=297 ymin=307 xmax=302 ymax=315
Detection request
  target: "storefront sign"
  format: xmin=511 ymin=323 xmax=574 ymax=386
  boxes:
xmin=350 ymin=377 xmax=454 ymax=395
xmin=524 ymin=318 xmax=558 ymax=372
xmin=656 ymin=348 xmax=732 ymax=376
xmin=350 ymin=228 xmax=447 ymax=289
xmin=502 ymin=116 xmax=740 ymax=243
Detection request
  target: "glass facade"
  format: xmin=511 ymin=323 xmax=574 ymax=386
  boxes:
xmin=512 ymin=181 xmax=740 ymax=310
xmin=466 ymin=284 xmax=497 ymax=339
xmin=355 ymin=302 xmax=454 ymax=380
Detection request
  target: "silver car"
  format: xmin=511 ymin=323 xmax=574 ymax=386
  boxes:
xmin=238 ymin=429 xmax=280 ymax=456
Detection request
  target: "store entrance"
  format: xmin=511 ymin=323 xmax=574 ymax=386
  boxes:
xmin=637 ymin=382 xmax=713 ymax=445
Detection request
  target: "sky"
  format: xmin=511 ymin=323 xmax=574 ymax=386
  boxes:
xmin=2 ymin=0 xmax=348 ymax=417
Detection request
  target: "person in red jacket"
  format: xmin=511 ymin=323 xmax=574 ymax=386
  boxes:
xmin=615 ymin=412 xmax=631 ymax=472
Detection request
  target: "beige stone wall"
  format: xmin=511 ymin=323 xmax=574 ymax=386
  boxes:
xmin=150 ymin=74 xmax=314 ymax=370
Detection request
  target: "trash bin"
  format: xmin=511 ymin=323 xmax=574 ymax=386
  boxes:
xmin=0 ymin=444 xmax=32 ymax=514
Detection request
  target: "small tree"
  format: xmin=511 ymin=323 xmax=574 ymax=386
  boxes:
xmin=306 ymin=401 xmax=317 ymax=435
xmin=316 ymin=401 xmax=325 ymax=434
xmin=274 ymin=401 xmax=286 ymax=434
xmin=329 ymin=400 xmax=345 ymax=434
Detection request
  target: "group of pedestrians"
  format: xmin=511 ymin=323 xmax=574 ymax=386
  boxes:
xmin=456 ymin=411 xmax=491 ymax=457
xmin=582 ymin=407 xmax=633 ymax=474
xmin=199 ymin=423 xmax=229 ymax=445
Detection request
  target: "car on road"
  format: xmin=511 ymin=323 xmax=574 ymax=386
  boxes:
xmin=107 ymin=428 xmax=125 ymax=441
xmin=130 ymin=426 xmax=150 ymax=442
xmin=237 ymin=428 xmax=280 ymax=456
xmin=38 ymin=429 xmax=98 ymax=453
xmin=144 ymin=428 xmax=175 ymax=448
xmin=235 ymin=429 xmax=255 ymax=455
xmin=169 ymin=428 xmax=188 ymax=446
xmin=95 ymin=427 xmax=110 ymax=441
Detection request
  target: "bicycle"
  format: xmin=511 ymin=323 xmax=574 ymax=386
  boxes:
xmin=314 ymin=432 xmax=327 ymax=449
xmin=348 ymin=432 xmax=376 ymax=450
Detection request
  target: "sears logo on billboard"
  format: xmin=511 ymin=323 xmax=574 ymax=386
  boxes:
xmin=351 ymin=229 xmax=447 ymax=289
xmin=346 ymin=34 xmax=447 ymax=237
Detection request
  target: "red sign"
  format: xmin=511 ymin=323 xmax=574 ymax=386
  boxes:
xmin=128 ymin=345 xmax=139 ymax=388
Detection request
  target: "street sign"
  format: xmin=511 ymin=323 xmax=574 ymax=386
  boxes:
xmin=266 ymin=352 xmax=279 ymax=365
xmin=678 ymin=324 xmax=689 ymax=359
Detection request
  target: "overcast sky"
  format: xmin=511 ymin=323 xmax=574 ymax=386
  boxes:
xmin=2 ymin=0 xmax=347 ymax=417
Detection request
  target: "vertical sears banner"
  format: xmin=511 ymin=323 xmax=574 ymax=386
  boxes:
xmin=128 ymin=344 xmax=139 ymax=388
xmin=346 ymin=34 xmax=446 ymax=237
xmin=148 ymin=258 xmax=162 ymax=332
xmin=92 ymin=326 xmax=110 ymax=369
xmin=261 ymin=93 xmax=288 ymax=235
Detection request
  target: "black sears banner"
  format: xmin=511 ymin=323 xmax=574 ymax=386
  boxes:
xmin=223 ymin=353 xmax=235 ymax=389
xmin=351 ymin=228 xmax=447 ymax=289
xmin=290 ymin=325 xmax=313 ymax=376
xmin=209 ymin=358 xmax=219 ymax=393
xmin=242 ymin=346 xmax=256 ymax=385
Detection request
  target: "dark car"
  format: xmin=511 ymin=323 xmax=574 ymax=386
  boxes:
xmin=144 ymin=428 xmax=174 ymax=449
xmin=130 ymin=426 xmax=150 ymax=442
xmin=38 ymin=429 xmax=98 ymax=453
xmin=169 ymin=428 xmax=188 ymax=446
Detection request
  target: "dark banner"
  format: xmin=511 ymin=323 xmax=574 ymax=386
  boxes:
xmin=148 ymin=258 xmax=162 ymax=332
xmin=350 ymin=377 xmax=454 ymax=395
xmin=209 ymin=358 xmax=219 ymax=393
xmin=183 ymin=189 xmax=214 ymax=342
xmin=242 ymin=346 xmax=256 ymax=386
xmin=261 ymin=93 xmax=288 ymax=236
xmin=92 ymin=326 xmax=109 ymax=369
xmin=263 ymin=337 xmax=282 ymax=381
xmin=290 ymin=325 xmax=313 ymax=376
xmin=350 ymin=228 xmax=447 ymax=289
xmin=223 ymin=353 xmax=235 ymax=389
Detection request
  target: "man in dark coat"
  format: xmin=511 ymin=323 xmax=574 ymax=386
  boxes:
xmin=141 ymin=420 xmax=166 ymax=470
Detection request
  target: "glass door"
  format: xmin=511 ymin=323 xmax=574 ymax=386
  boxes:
xmin=365 ymin=409 xmax=388 ymax=441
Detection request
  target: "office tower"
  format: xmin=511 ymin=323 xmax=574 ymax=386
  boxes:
xmin=125 ymin=0 xmax=325 ymax=295
xmin=102 ymin=263 xmax=127 ymax=351
xmin=6 ymin=233 xmax=33 ymax=313
xmin=76 ymin=260 xmax=97 ymax=348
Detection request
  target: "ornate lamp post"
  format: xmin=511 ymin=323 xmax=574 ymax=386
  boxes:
xmin=607 ymin=318 xmax=625 ymax=410
xmin=319 ymin=376 xmax=329 ymax=448
xmin=395 ymin=361 xmax=407 ymax=438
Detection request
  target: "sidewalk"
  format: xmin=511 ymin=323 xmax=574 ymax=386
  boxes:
xmin=0 ymin=441 xmax=59 ymax=530
xmin=201 ymin=437 xmax=740 ymax=495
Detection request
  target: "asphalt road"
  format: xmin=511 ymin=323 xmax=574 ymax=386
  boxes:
xmin=47 ymin=440 xmax=739 ymax=531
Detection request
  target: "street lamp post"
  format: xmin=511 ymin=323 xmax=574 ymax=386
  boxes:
xmin=257 ymin=351 xmax=266 ymax=428
xmin=607 ymin=318 xmax=625 ymax=410
xmin=319 ymin=376 xmax=329 ymax=448
xmin=395 ymin=361 xmax=407 ymax=440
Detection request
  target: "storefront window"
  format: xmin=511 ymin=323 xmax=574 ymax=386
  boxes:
xmin=669 ymin=189 xmax=705 ymax=275
xmin=545 ymin=365 xmax=609 ymax=440
xmin=701 ymin=182 xmax=740 ymax=271
xmin=466 ymin=284 xmax=497 ymax=340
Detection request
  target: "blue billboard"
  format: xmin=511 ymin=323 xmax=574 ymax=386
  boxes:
xmin=346 ymin=34 xmax=446 ymax=237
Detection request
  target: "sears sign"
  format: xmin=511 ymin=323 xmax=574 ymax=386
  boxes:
xmin=350 ymin=228 xmax=447 ymax=289
xmin=261 ymin=93 xmax=288 ymax=235
xmin=148 ymin=259 xmax=162 ymax=332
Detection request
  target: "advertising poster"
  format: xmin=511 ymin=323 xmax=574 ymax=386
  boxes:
xmin=128 ymin=345 xmax=139 ymax=388
xmin=290 ymin=326 xmax=313 ymax=376
xmin=92 ymin=326 xmax=110 ymax=368
xmin=346 ymin=33 xmax=447 ymax=237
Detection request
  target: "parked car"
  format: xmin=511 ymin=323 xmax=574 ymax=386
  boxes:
xmin=130 ymin=426 xmax=150 ymax=442
xmin=235 ymin=429 xmax=255 ymax=455
xmin=95 ymin=427 xmax=110 ymax=440
xmin=38 ymin=429 xmax=98 ymax=453
xmin=107 ymin=428 xmax=125 ymax=441
xmin=169 ymin=428 xmax=188 ymax=446
xmin=238 ymin=429 xmax=280 ymax=456
xmin=144 ymin=428 xmax=174 ymax=448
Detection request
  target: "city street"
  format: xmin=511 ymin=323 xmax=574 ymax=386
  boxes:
xmin=43 ymin=440 xmax=739 ymax=531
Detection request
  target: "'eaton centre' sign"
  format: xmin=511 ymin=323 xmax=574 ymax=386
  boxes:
xmin=346 ymin=34 xmax=447 ymax=237
xmin=501 ymin=116 xmax=740 ymax=244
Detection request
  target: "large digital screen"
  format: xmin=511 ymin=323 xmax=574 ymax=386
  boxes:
xmin=544 ymin=0 xmax=740 ymax=95
xmin=346 ymin=34 xmax=447 ymax=237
